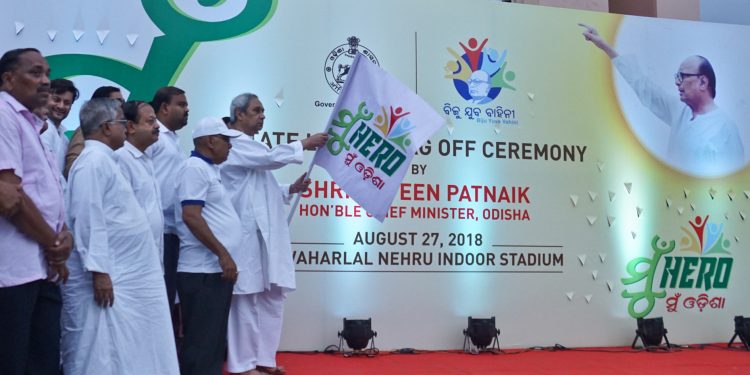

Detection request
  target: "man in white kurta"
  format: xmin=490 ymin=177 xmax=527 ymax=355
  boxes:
xmin=146 ymin=86 xmax=190 ymax=325
xmin=114 ymin=101 xmax=164 ymax=270
xmin=40 ymin=78 xmax=78 ymax=176
xmin=62 ymin=98 xmax=178 ymax=375
xmin=221 ymin=93 xmax=327 ymax=375
xmin=580 ymin=24 xmax=744 ymax=176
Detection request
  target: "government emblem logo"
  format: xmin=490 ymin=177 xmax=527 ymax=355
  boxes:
xmin=324 ymin=36 xmax=379 ymax=93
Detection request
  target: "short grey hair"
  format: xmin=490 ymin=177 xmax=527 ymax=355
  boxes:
xmin=79 ymin=99 xmax=122 ymax=138
xmin=229 ymin=93 xmax=258 ymax=124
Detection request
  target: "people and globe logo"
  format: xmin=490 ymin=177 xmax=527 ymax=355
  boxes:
xmin=445 ymin=37 xmax=516 ymax=104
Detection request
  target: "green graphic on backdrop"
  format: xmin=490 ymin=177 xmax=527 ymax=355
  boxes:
xmin=621 ymin=236 xmax=674 ymax=319
xmin=620 ymin=215 xmax=735 ymax=318
xmin=46 ymin=0 xmax=277 ymax=100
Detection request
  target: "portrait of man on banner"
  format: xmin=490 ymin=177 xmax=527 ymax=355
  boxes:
xmin=581 ymin=20 xmax=749 ymax=178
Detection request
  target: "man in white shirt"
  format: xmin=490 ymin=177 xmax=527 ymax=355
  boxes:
xmin=64 ymin=86 xmax=124 ymax=179
xmin=114 ymin=100 xmax=164 ymax=270
xmin=41 ymin=78 xmax=79 ymax=175
xmin=580 ymin=24 xmax=744 ymax=176
xmin=62 ymin=98 xmax=178 ymax=374
xmin=222 ymin=93 xmax=326 ymax=375
xmin=147 ymin=86 xmax=190 ymax=328
xmin=175 ymin=117 xmax=243 ymax=375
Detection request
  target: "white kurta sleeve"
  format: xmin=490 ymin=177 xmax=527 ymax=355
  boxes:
xmin=279 ymin=183 xmax=292 ymax=204
xmin=226 ymin=138 xmax=304 ymax=171
xmin=114 ymin=153 xmax=134 ymax=188
xmin=68 ymin=158 xmax=114 ymax=273
xmin=612 ymin=55 xmax=683 ymax=127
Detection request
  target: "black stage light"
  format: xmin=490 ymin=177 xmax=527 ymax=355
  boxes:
xmin=728 ymin=315 xmax=750 ymax=350
xmin=338 ymin=318 xmax=377 ymax=351
xmin=632 ymin=317 xmax=671 ymax=349
xmin=463 ymin=316 xmax=500 ymax=352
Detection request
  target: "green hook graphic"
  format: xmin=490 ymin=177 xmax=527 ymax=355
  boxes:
xmin=46 ymin=0 xmax=277 ymax=100
xmin=621 ymin=236 xmax=675 ymax=318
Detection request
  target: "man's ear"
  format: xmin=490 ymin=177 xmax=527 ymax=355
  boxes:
xmin=125 ymin=121 xmax=137 ymax=136
xmin=158 ymin=103 xmax=168 ymax=116
xmin=100 ymin=122 xmax=112 ymax=136
xmin=206 ymin=135 xmax=217 ymax=151
xmin=1 ymin=72 xmax=13 ymax=90
xmin=234 ymin=107 xmax=243 ymax=123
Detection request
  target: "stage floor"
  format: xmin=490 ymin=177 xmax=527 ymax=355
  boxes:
xmin=260 ymin=345 xmax=750 ymax=374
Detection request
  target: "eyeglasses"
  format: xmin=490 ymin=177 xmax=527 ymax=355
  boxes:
xmin=467 ymin=79 xmax=489 ymax=85
xmin=102 ymin=119 xmax=128 ymax=127
xmin=674 ymin=72 xmax=702 ymax=84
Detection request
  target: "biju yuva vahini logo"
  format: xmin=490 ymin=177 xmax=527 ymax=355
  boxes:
xmin=621 ymin=215 xmax=733 ymax=319
xmin=326 ymin=100 xmax=414 ymax=189
xmin=444 ymin=37 xmax=516 ymax=105
xmin=324 ymin=36 xmax=379 ymax=94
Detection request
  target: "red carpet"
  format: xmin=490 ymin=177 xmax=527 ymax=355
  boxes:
xmin=232 ymin=345 xmax=750 ymax=374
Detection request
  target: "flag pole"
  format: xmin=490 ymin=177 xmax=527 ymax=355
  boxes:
xmin=287 ymin=161 xmax=316 ymax=225
xmin=287 ymin=54 xmax=361 ymax=224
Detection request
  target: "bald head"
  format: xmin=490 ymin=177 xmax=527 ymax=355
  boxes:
xmin=675 ymin=55 xmax=717 ymax=114
xmin=679 ymin=55 xmax=715 ymax=98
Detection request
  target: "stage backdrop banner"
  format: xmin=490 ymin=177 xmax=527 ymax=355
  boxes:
xmin=4 ymin=0 xmax=750 ymax=350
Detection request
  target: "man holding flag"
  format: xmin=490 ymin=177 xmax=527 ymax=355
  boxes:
xmin=221 ymin=93 xmax=326 ymax=375
xmin=223 ymin=53 xmax=442 ymax=373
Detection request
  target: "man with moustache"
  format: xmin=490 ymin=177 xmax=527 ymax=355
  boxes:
xmin=222 ymin=93 xmax=327 ymax=375
xmin=174 ymin=117 xmax=243 ymax=374
xmin=580 ymin=24 xmax=744 ymax=175
xmin=64 ymin=86 xmax=124 ymax=178
xmin=62 ymin=98 xmax=179 ymax=374
xmin=0 ymin=48 xmax=72 ymax=375
xmin=146 ymin=85 xmax=190 ymax=333
xmin=41 ymin=78 xmax=79 ymax=175
xmin=114 ymin=101 xmax=165 ymax=270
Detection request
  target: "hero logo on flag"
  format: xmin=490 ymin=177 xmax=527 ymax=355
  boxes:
xmin=313 ymin=54 xmax=445 ymax=222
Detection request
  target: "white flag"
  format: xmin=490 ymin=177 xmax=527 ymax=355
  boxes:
xmin=313 ymin=54 xmax=445 ymax=221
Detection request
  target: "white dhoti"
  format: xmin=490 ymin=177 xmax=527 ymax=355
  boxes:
xmin=227 ymin=285 xmax=286 ymax=372
xmin=222 ymin=135 xmax=300 ymax=373
xmin=62 ymin=141 xmax=179 ymax=375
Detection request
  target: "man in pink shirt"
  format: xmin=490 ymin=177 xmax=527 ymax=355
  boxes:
xmin=0 ymin=48 xmax=73 ymax=375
